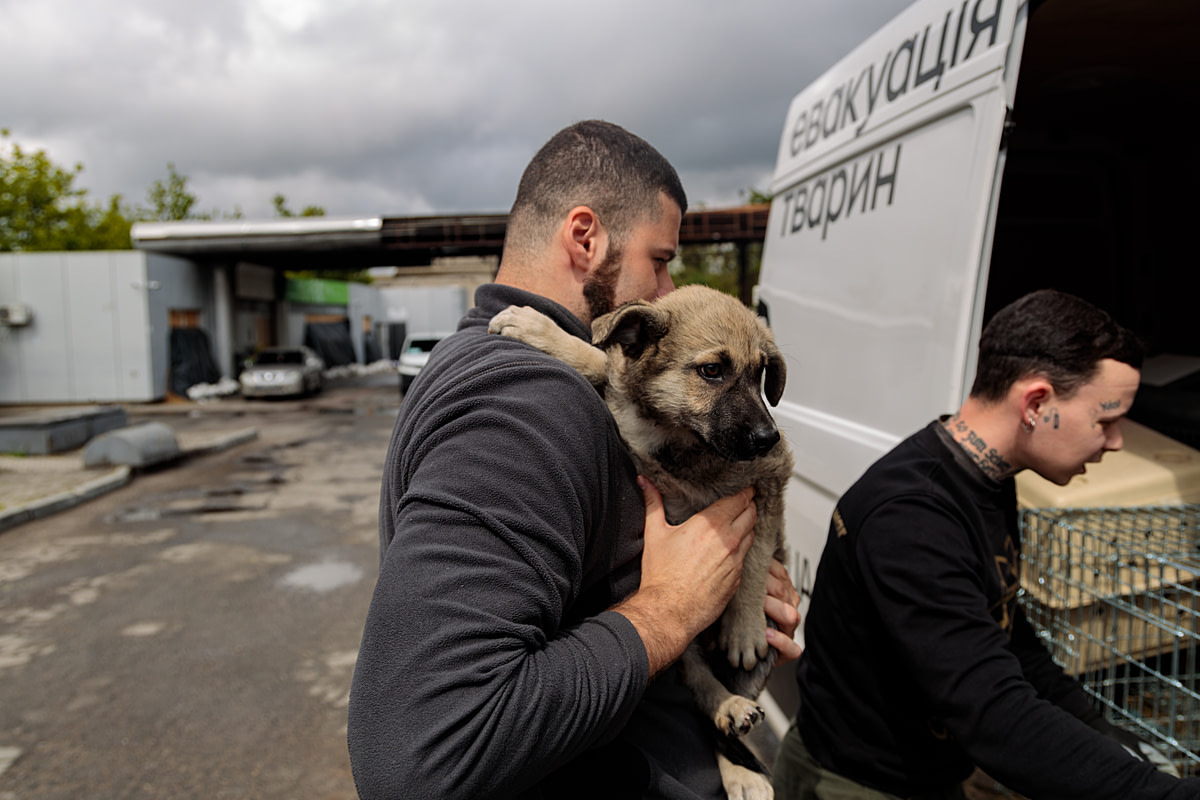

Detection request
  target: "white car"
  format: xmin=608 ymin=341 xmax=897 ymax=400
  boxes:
xmin=239 ymin=346 xmax=325 ymax=398
xmin=398 ymin=333 xmax=451 ymax=394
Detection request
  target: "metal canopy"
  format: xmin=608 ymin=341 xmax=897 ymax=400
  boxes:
xmin=130 ymin=206 xmax=770 ymax=271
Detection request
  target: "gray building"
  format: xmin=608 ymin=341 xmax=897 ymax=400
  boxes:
xmin=0 ymin=250 xmax=207 ymax=404
xmin=0 ymin=216 xmax=484 ymax=404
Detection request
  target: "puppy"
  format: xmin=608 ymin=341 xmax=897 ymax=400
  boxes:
xmin=490 ymin=284 xmax=793 ymax=800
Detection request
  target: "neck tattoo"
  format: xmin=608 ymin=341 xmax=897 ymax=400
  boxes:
xmin=943 ymin=414 xmax=1014 ymax=481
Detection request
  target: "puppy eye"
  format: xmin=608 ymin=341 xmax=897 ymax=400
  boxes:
xmin=697 ymin=363 xmax=723 ymax=380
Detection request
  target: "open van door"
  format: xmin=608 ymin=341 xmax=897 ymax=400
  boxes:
xmin=757 ymin=0 xmax=1030 ymax=632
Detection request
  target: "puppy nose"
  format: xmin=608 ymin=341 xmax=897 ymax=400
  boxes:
xmin=747 ymin=424 xmax=780 ymax=457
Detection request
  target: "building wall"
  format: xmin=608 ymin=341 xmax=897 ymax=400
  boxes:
xmin=146 ymin=253 xmax=214 ymax=393
xmin=232 ymin=262 xmax=278 ymax=368
xmin=378 ymin=285 xmax=467 ymax=335
xmin=348 ymin=281 xmax=387 ymax=363
xmin=0 ymin=251 xmax=209 ymax=404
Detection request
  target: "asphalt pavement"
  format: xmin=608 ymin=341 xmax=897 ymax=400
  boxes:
xmin=0 ymin=370 xmax=401 ymax=534
xmin=0 ymin=370 xmax=404 ymax=800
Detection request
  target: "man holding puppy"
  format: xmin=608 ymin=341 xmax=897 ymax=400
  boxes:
xmin=349 ymin=120 xmax=801 ymax=799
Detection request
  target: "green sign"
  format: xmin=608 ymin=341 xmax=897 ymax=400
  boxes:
xmin=285 ymin=277 xmax=349 ymax=305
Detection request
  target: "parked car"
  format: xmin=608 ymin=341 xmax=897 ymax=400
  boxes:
xmin=239 ymin=346 xmax=325 ymax=398
xmin=398 ymin=332 xmax=452 ymax=394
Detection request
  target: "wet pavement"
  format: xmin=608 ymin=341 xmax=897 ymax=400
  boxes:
xmin=0 ymin=371 xmax=402 ymax=800
xmin=0 ymin=370 xmax=401 ymax=532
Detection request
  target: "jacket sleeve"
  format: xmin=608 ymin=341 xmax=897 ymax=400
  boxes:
xmin=347 ymin=359 xmax=650 ymax=800
xmin=857 ymin=496 xmax=1200 ymax=800
xmin=1008 ymin=605 xmax=1103 ymax=722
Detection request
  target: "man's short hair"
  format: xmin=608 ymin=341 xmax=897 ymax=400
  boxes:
xmin=970 ymin=289 xmax=1145 ymax=402
xmin=503 ymin=120 xmax=687 ymax=260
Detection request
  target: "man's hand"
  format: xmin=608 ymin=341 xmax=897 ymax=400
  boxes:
xmin=614 ymin=477 xmax=757 ymax=677
xmin=1102 ymin=724 xmax=1181 ymax=777
xmin=764 ymin=559 xmax=802 ymax=665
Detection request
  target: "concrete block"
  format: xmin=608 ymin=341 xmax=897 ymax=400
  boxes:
xmin=0 ymin=406 xmax=127 ymax=455
xmin=83 ymin=422 xmax=181 ymax=468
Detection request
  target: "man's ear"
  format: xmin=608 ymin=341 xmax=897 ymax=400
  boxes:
xmin=563 ymin=206 xmax=607 ymax=276
xmin=1015 ymin=377 xmax=1054 ymax=425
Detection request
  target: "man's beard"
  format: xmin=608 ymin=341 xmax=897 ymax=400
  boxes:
xmin=582 ymin=245 xmax=622 ymax=322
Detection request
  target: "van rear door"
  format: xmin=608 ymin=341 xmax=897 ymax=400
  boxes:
xmin=756 ymin=0 xmax=1028 ymax=624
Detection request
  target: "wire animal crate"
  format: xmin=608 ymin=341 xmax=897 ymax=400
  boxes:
xmin=1019 ymin=504 xmax=1200 ymax=777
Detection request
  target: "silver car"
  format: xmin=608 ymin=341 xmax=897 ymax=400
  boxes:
xmin=239 ymin=346 xmax=325 ymax=398
xmin=398 ymin=332 xmax=451 ymax=394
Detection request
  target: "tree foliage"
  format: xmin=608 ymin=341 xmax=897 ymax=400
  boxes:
xmin=1 ymin=129 xmax=134 ymax=250
xmin=745 ymin=186 xmax=772 ymax=204
xmin=145 ymin=163 xmax=198 ymax=221
xmin=272 ymin=193 xmax=326 ymax=218
xmin=143 ymin=162 xmax=245 ymax=222
xmin=670 ymin=187 xmax=769 ymax=302
xmin=1 ymin=130 xmax=324 ymax=252
xmin=671 ymin=242 xmax=762 ymax=303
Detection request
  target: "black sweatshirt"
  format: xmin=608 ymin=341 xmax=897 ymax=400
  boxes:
xmin=796 ymin=421 xmax=1200 ymax=799
xmin=348 ymin=284 xmax=726 ymax=800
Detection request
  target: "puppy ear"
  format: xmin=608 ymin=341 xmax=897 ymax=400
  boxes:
xmin=764 ymin=344 xmax=787 ymax=406
xmin=592 ymin=301 xmax=668 ymax=360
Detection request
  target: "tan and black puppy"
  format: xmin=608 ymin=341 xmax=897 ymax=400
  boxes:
xmin=490 ymin=284 xmax=793 ymax=800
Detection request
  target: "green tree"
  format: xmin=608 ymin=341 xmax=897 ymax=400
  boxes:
xmin=144 ymin=162 xmax=198 ymax=221
xmin=2 ymin=132 xmax=344 ymax=252
xmin=273 ymin=192 xmax=326 ymax=218
xmin=671 ymin=242 xmax=762 ymax=303
xmin=140 ymin=163 xmax=244 ymax=221
xmin=0 ymin=128 xmax=133 ymax=250
xmin=745 ymin=186 xmax=772 ymax=204
xmin=670 ymin=187 xmax=770 ymax=301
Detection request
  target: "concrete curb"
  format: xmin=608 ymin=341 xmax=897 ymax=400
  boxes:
xmin=0 ymin=466 xmax=131 ymax=533
xmin=0 ymin=427 xmax=259 ymax=534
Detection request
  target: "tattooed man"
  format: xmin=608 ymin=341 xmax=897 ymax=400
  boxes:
xmin=774 ymin=290 xmax=1200 ymax=800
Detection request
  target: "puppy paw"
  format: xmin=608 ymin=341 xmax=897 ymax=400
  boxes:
xmin=715 ymin=695 xmax=764 ymax=737
xmin=718 ymin=613 xmax=769 ymax=670
xmin=719 ymin=760 xmax=774 ymax=800
xmin=488 ymin=305 xmax=560 ymax=351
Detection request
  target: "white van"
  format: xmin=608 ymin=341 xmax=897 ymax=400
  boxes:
xmin=756 ymin=0 xmax=1200 ymax=674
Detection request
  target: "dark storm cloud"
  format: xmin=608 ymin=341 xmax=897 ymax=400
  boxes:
xmin=0 ymin=0 xmax=914 ymax=218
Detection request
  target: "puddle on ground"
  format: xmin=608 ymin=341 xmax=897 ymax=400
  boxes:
xmin=280 ymin=562 xmax=363 ymax=593
xmin=121 ymin=621 xmax=167 ymax=637
xmin=107 ymin=482 xmax=280 ymax=523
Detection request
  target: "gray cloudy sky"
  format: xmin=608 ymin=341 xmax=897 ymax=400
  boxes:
xmin=1 ymin=0 xmax=913 ymax=220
